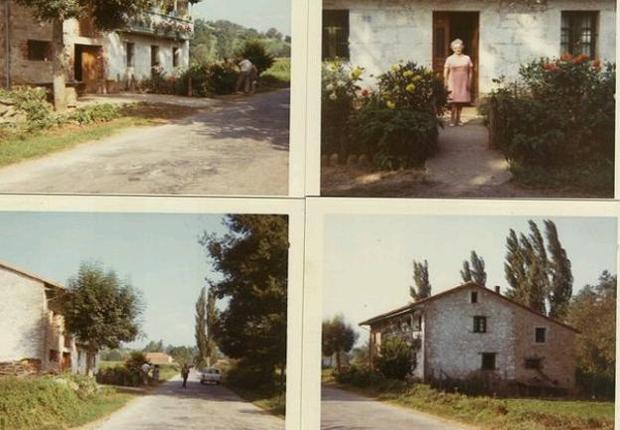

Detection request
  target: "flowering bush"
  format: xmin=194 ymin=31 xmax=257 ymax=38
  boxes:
xmin=321 ymin=61 xmax=364 ymax=155
xmin=375 ymin=62 xmax=448 ymax=115
xmin=485 ymin=55 xmax=615 ymax=192
xmin=348 ymin=62 xmax=446 ymax=169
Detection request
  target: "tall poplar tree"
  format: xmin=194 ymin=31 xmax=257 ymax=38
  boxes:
xmin=461 ymin=251 xmax=487 ymax=286
xmin=205 ymin=290 xmax=218 ymax=366
xmin=410 ymin=260 xmax=431 ymax=301
xmin=194 ymin=286 xmax=209 ymax=368
xmin=545 ymin=220 xmax=573 ymax=319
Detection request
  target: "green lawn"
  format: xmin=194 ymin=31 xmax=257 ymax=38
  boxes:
xmin=0 ymin=103 xmax=195 ymax=168
xmin=0 ymin=375 xmax=134 ymax=430
xmin=259 ymin=57 xmax=291 ymax=92
xmin=327 ymin=371 xmax=614 ymax=430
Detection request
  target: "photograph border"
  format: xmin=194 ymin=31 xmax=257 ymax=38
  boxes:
xmin=0 ymin=194 xmax=306 ymax=430
xmin=302 ymin=197 xmax=620 ymax=430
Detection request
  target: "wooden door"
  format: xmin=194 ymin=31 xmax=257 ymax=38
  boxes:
xmin=432 ymin=13 xmax=451 ymax=80
xmin=61 ymin=352 xmax=72 ymax=372
xmin=81 ymin=48 xmax=101 ymax=93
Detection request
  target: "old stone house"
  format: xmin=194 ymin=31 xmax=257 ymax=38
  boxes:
xmin=322 ymin=0 xmax=616 ymax=96
xmin=1 ymin=0 xmax=193 ymax=95
xmin=361 ymin=282 xmax=578 ymax=394
xmin=146 ymin=352 xmax=174 ymax=365
xmin=0 ymin=260 xmax=92 ymax=375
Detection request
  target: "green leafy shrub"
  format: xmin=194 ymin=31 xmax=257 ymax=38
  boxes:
xmin=236 ymin=40 xmax=275 ymax=75
xmin=375 ymin=62 xmax=448 ymax=115
xmin=69 ymin=104 xmax=121 ymax=125
xmin=178 ymin=64 xmax=211 ymax=97
xmin=352 ymin=98 xmax=440 ymax=169
xmin=0 ymin=87 xmax=56 ymax=131
xmin=484 ymin=55 xmax=615 ymax=193
xmin=178 ymin=62 xmax=239 ymax=96
xmin=321 ymin=61 xmax=364 ymax=156
xmin=96 ymin=365 xmax=142 ymax=387
xmin=375 ymin=337 xmax=414 ymax=380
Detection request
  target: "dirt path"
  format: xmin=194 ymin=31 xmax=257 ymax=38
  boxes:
xmin=92 ymin=373 xmax=284 ymax=430
xmin=321 ymin=386 xmax=474 ymax=430
xmin=0 ymin=89 xmax=289 ymax=196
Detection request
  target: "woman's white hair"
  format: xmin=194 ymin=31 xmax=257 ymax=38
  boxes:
xmin=451 ymin=38 xmax=465 ymax=50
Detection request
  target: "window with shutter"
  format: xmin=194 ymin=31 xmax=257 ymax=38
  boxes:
xmin=322 ymin=10 xmax=350 ymax=61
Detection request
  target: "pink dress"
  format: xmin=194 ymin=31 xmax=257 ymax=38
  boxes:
xmin=445 ymin=54 xmax=473 ymax=104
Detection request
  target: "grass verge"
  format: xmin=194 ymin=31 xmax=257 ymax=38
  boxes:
xmin=328 ymin=374 xmax=614 ymax=430
xmin=225 ymin=384 xmax=286 ymax=417
xmin=0 ymin=103 xmax=196 ymax=168
xmin=0 ymin=375 xmax=134 ymax=430
xmin=259 ymin=58 xmax=291 ymax=92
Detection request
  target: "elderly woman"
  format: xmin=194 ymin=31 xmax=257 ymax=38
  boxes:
xmin=444 ymin=38 xmax=474 ymax=126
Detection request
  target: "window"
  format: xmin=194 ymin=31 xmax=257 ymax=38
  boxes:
xmin=525 ymin=358 xmax=542 ymax=369
xmin=27 ymin=40 xmax=52 ymax=62
xmin=473 ymin=316 xmax=487 ymax=333
xmin=470 ymin=291 xmax=478 ymax=303
xmin=151 ymin=45 xmax=160 ymax=67
xmin=481 ymin=353 xmax=496 ymax=370
xmin=561 ymin=11 xmax=598 ymax=58
xmin=49 ymin=350 xmax=59 ymax=362
xmin=173 ymin=47 xmax=179 ymax=68
xmin=322 ymin=10 xmax=350 ymax=60
xmin=126 ymin=43 xmax=135 ymax=68
xmin=535 ymin=327 xmax=547 ymax=343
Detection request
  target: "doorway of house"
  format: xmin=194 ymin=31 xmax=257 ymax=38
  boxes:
xmin=61 ymin=352 xmax=72 ymax=372
xmin=432 ymin=11 xmax=480 ymax=102
xmin=74 ymin=44 xmax=103 ymax=93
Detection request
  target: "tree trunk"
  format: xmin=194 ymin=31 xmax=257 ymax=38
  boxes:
xmin=52 ymin=19 xmax=67 ymax=111
xmin=86 ymin=347 xmax=97 ymax=376
xmin=335 ymin=351 xmax=341 ymax=373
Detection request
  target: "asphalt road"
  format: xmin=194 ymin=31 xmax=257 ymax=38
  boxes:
xmin=0 ymin=89 xmax=290 ymax=196
xmin=94 ymin=373 xmax=284 ymax=430
xmin=321 ymin=386 xmax=474 ymax=430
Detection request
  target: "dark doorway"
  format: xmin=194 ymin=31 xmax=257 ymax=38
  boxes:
xmin=433 ymin=12 xmax=480 ymax=102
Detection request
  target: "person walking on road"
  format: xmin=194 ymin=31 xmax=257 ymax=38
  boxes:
xmin=140 ymin=362 xmax=151 ymax=385
xmin=181 ymin=364 xmax=190 ymax=389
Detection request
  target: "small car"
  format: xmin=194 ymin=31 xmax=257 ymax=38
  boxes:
xmin=200 ymin=368 xmax=222 ymax=385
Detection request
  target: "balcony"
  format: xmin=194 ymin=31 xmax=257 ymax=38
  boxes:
xmin=125 ymin=11 xmax=194 ymax=41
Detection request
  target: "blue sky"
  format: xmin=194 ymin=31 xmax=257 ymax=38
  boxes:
xmin=192 ymin=0 xmax=291 ymax=35
xmin=322 ymin=215 xmax=617 ymax=344
xmin=0 ymin=212 xmax=231 ymax=348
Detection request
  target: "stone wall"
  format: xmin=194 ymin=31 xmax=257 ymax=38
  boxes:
xmin=324 ymin=0 xmax=616 ymax=93
xmin=424 ymin=286 xmax=518 ymax=382
xmin=0 ymin=268 xmax=48 ymax=364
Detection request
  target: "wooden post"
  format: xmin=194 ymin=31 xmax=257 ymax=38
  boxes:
xmin=188 ymin=76 xmax=193 ymax=97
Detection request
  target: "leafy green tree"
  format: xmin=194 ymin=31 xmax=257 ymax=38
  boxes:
xmin=460 ymin=251 xmax=487 ymax=286
xmin=143 ymin=340 xmax=164 ymax=353
xmin=410 ymin=260 xmax=431 ymax=301
xmin=206 ymin=290 xmax=218 ymax=366
xmin=166 ymin=345 xmax=196 ymax=366
xmin=322 ymin=315 xmax=358 ymax=372
xmin=15 ymin=0 xmax=154 ymax=110
xmin=194 ymin=286 xmax=209 ymax=368
xmin=567 ymin=271 xmax=616 ymax=397
xmin=504 ymin=220 xmax=573 ymax=317
xmin=375 ymin=337 xmax=412 ymax=380
xmin=545 ymin=220 xmax=574 ymax=319
xmin=199 ymin=215 xmax=288 ymax=389
xmin=62 ymin=263 xmax=144 ymax=374
xmin=236 ymin=40 xmax=275 ymax=75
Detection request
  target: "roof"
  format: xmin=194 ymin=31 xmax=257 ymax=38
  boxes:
xmin=359 ymin=282 xmax=578 ymax=333
xmin=0 ymin=259 xmax=65 ymax=290
xmin=145 ymin=352 xmax=173 ymax=363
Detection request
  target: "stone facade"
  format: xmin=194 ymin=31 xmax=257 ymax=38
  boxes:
xmin=323 ymin=0 xmax=616 ymax=93
xmin=1 ymin=1 xmax=192 ymax=92
xmin=363 ymin=283 xmax=578 ymax=393
xmin=0 ymin=262 xmax=90 ymax=375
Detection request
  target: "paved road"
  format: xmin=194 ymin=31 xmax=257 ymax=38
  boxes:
xmin=94 ymin=373 xmax=284 ymax=430
xmin=0 ymin=89 xmax=289 ymax=195
xmin=321 ymin=386 xmax=474 ymax=430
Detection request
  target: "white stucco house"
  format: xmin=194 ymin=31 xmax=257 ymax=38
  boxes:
xmin=0 ymin=260 xmax=93 ymax=376
xmin=322 ymin=0 xmax=616 ymax=96
xmin=361 ymin=282 xmax=578 ymax=394
xmin=1 ymin=0 xmax=194 ymax=94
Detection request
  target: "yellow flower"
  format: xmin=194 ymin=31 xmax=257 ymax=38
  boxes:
xmin=351 ymin=67 xmax=364 ymax=80
xmin=406 ymin=83 xmax=416 ymax=93
xmin=413 ymin=75 xmax=422 ymax=82
xmin=391 ymin=64 xmax=401 ymax=73
xmin=403 ymin=70 xmax=414 ymax=78
xmin=386 ymin=100 xmax=396 ymax=109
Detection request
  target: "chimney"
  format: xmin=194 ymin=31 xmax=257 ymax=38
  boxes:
xmin=494 ymin=286 xmax=501 ymax=295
